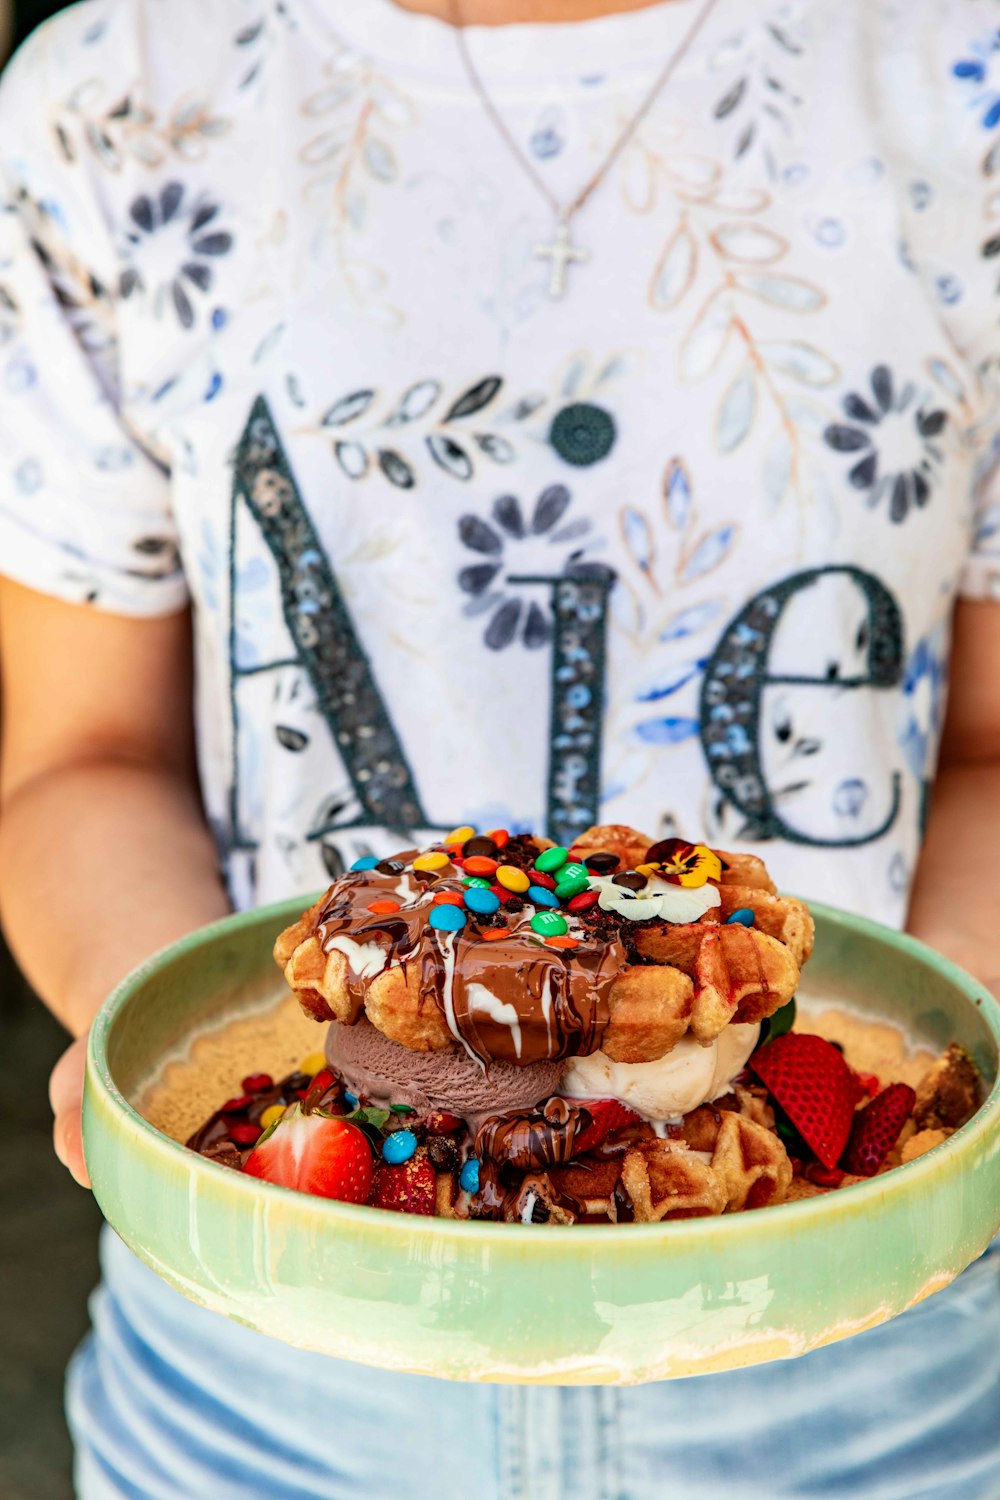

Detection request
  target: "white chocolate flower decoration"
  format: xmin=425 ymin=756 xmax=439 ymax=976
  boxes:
xmin=588 ymin=874 xmax=721 ymax=924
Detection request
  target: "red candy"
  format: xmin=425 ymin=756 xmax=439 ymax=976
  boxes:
xmin=530 ymin=870 xmax=557 ymax=891
xmin=307 ymin=1067 xmax=336 ymax=1097
xmin=464 ymin=855 xmax=499 ymax=877
xmin=568 ymin=890 xmax=599 ymax=912
xmin=230 ymin=1121 xmax=263 ymax=1147
xmin=489 ymin=883 xmax=513 ymax=905
xmin=221 ymin=1095 xmax=253 ymax=1114
xmin=241 ymin=1073 xmax=274 ymax=1094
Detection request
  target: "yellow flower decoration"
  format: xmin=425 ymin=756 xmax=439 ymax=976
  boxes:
xmin=643 ymin=840 xmax=722 ymax=888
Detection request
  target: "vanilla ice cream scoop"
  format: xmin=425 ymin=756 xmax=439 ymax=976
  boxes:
xmin=559 ymin=1022 xmax=760 ymax=1121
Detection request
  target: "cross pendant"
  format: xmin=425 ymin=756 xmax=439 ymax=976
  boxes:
xmin=534 ymin=219 xmax=589 ymax=301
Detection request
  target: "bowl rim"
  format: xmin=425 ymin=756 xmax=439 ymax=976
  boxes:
xmin=87 ymin=896 xmax=1000 ymax=1249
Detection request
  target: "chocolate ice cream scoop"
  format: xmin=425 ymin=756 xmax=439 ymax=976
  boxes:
xmin=325 ymin=1016 xmax=565 ymax=1126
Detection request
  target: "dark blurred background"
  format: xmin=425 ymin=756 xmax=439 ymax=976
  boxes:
xmin=0 ymin=9 xmax=105 ymax=1499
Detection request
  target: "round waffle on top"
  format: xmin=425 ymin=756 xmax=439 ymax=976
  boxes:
xmin=273 ymin=823 xmax=813 ymax=1069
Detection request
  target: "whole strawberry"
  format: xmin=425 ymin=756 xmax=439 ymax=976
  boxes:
xmin=841 ymin=1083 xmax=916 ymax=1177
xmin=750 ymin=1033 xmax=860 ymax=1170
xmin=243 ymin=1104 xmax=373 ymax=1203
xmin=572 ymin=1099 xmax=642 ymax=1155
xmin=370 ymin=1152 xmax=437 ymax=1215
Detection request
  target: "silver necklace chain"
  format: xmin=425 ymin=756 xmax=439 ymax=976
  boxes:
xmin=449 ymin=0 xmax=721 ymax=298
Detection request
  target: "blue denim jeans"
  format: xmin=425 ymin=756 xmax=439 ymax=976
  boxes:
xmin=68 ymin=1225 xmax=1000 ymax=1500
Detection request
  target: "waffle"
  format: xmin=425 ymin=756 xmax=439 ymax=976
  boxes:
xmin=274 ymin=825 xmax=808 ymax=1068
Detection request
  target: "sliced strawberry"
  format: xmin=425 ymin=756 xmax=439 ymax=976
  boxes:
xmin=571 ymin=1099 xmax=642 ymax=1155
xmin=370 ymin=1152 xmax=436 ymax=1215
xmin=243 ymin=1104 xmax=373 ymax=1203
xmin=841 ymin=1082 xmax=916 ymax=1177
xmin=750 ymin=1033 xmax=860 ymax=1170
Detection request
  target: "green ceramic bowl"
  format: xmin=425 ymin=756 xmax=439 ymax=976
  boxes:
xmin=84 ymin=900 xmax=1000 ymax=1384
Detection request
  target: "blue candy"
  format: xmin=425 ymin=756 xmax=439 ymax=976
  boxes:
xmin=382 ymin=1129 xmax=417 ymax=1165
xmin=727 ymin=908 xmax=755 ymax=927
xmin=464 ymin=887 xmax=501 ymax=916
xmin=429 ymin=904 xmax=467 ymax=932
xmin=459 ymin=1157 xmax=481 ymax=1194
xmin=528 ymin=884 xmax=560 ymax=909
xmin=344 ymin=1089 xmax=358 ymax=1107
xmin=350 ymin=856 xmax=379 ymax=871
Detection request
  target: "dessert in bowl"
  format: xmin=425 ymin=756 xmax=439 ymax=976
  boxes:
xmin=188 ymin=824 xmax=981 ymax=1226
xmin=82 ymin=824 xmax=1000 ymax=1381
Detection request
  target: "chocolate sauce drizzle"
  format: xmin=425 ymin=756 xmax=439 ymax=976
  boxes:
xmin=312 ymin=857 xmax=629 ymax=1067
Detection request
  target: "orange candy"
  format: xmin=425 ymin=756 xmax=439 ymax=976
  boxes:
xmin=433 ymin=892 xmax=464 ymax=907
xmin=368 ymin=900 xmax=401 ymax=914
xmin=464 ymin=855 xmax=499 ymax=877
xmin=485 ymin=828 xmax=510 ymax=849
xmin=545 ymin=935 xmax=579 ymax=950
xmin=481 ymin=927 xmax=510 ymax=941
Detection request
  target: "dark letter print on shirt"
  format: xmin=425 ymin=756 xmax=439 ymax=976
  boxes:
xmin=229 ymin=398 xmax=428 ymax=846
xmin=700 ymin=565 xmax=904 ymax=847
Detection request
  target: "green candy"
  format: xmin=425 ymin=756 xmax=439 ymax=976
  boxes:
xmin=535 ymin=846 xmax=569 ymax=873
xmin=463 ymin=876 xmax=493 ymax=889
xmin=531 ymin=911 xmax=568 ymax=937
xmin=560 ymin=862 xmax=589 ymax=883
xmin=555 ymin=874 xmax=590 ymax=900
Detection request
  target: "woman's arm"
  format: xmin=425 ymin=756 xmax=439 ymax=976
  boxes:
xmin=909 ymin=599 xmax=1000 ymax=990
xmin=0 ymin=579 xmax=231 ymax=1181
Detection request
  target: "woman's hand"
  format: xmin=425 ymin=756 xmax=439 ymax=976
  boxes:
xmin=50 ymin=1033 xmax=91 ymax=1188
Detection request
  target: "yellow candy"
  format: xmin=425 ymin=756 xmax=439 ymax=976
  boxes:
xmin=299 ymin=1051 xmax=327 ymax=1075
xmin=260 ymin=1104 xmax=286 ymax=1130
xmin=444 ymin=824 xmax=476 ymax=845
xmin=413 ymin=850 xmax=450 ymax=872
xmin=496 ymin=864 xmax=530 ymax=893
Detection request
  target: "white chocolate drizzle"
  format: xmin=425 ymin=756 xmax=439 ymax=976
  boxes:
xmin=466 ymin=983 xmax=523 ymax=1060
xmin=588 ymin=874 xmax=721 ymax=924
xmin=324 ymin=934 xmax=388 ymax=979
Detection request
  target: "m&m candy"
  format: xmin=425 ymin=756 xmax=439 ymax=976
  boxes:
xmin=496 ymin=865 xmax=530 ymax=893
xmin=531 ymin=911 xmax=568 ymax=937
xmin=567 ymin=889 xmax=599 ymax=913
xmin=554 ymin=873 xmax=589 ymax=900
xmin=727 ymin=908 xmax=755 ymax=927
xmin=382 ymin=1130 xmax=417 ymax=1165
xmin=535 ymin=846 xmax=569 ymax=873
xmin=459 ymin=1157 xmax=481 ymax=1194
xmin=351 ymin=856 xmax=379 ymax=871
xmin=445 ymin=825 xmax=476 ymax=845
xmin=465 ymin=887 xmax=501 ymax=916
xmin=528 ymin=884 xmax=559 ymax=909
xmin=464 ymin=855 xmax=499 ymax=877
xmin=429 ymin=905 xmax=466 ymax=932
xmin=414 ymin=850 xmax=450 ymax=872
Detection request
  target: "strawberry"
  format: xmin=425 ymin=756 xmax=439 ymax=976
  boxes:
xmin=841 ymin=1083 xmax=916 ymax=1177
xmin=426 ymin=1110 xmax=465 ymax=1136
xmin=571 ymin=1099 xmax=642 ymax=1155
xmin=370 ymin=1153 xmax=437 ymax=1215
xmin=243 ymin=1104 xmax=373 ymax=1203
xmin=750 ymin=1033 xmax=860 ymax=1170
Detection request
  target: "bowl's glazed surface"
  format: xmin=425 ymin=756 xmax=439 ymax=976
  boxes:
xmin=84 ymin=900 xmax=1000 ymax=1383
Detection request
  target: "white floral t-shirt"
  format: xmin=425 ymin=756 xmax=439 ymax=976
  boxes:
xmin=1 ymin=0 xmax=999 ymax=919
